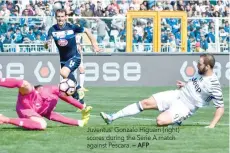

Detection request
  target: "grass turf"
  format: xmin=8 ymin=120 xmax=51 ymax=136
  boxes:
xmin=0 ymin=87 xmax=229 ymax=153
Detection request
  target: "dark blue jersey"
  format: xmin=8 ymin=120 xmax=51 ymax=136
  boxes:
xmin=47 ymin=22 xmax=84 ymax=62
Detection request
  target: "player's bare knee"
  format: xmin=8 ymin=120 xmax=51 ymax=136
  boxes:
xmin=140 ymin=99 xmax=148 ymax=108
xmin=60 ymin=68 xmax=70 ymax=78
xmin=140 ymin=97 xmax=157 ymax=110
xmin=60 ymin=71 xmax=68 ymax=78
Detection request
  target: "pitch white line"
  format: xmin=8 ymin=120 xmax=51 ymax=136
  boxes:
xmin=60 ymin=112 xmax=230 ymax=126
xmin=0 ymin=109 xmax=229 ymax=126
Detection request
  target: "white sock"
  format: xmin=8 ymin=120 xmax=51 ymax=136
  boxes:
xmin=79 ymin=73 xmax=85 ymax=88
xmin=78 ymin=120 xmax=84 ymax=127
xmin=112 ymin=102 xmax=143 ymax=120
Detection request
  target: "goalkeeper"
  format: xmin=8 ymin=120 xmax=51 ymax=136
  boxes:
xmin=0 ymin=78 xmax=92 ymax=130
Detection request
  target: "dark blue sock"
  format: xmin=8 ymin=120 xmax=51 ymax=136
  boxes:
xmin=68 ymin=73 xmax=79 ymax=100
xmin=67 ymin=73 xmax=84 ymax=104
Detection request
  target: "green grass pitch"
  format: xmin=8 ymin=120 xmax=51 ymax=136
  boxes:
xmin=0 ymin=87 xmax=229 ymax=153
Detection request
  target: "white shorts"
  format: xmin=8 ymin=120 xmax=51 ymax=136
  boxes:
xmin=152 ymin=90 xmax=193 ymax=123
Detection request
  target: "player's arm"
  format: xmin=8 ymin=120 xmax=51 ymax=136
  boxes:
xmin=44 ymin=40 xmax=52 ymax=50
xmin=58 ymin=92 xmax=84 ymax=110
xmin=44 ymin=28 xmax=53 ymax=49
xmin=206 ymin=87 xmax=224 ymax=128
xmin=84 ymin=28 xmax=101 ymax=52
xmin=50 ymin=86 xmax=84 ymax=110
xmin=207 ymin=107 xmax=224 ymax=128
xmin=177 ymin=74 xmax=199 ymax=89
xmin=176 ymin=80 xmax=186 ymax=88
xmin=73 ymin=24 xmax=101 ymax=52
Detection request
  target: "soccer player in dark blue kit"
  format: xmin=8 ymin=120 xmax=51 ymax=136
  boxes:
xmin=45 ymin=9 xmax=101 ymax=107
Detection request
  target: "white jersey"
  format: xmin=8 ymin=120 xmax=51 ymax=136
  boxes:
xmin=179 ymin=73 xmax=224 ymax=109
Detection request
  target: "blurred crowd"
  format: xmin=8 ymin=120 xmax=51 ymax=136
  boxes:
xmin=0 ymin=0 xmax=229 ymax=52
xmin=0 ymin=0 xmax=229 ymax=17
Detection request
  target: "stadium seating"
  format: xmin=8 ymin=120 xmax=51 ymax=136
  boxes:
xmin=0 ymin=0 xmax=229 ymax=52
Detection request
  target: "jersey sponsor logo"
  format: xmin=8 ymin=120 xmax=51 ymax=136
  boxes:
xmin=66 ymin=30 xmax=74 ymax=35
xmin=52 ymin=30 xmax=74 ymax=39
xmin=192 ymin=77 xmax=201 ymax=93
xmin=52 ymin=32 xmax=65 ymax=38
xmin=58 ymin=39 xmax=68 ymax=46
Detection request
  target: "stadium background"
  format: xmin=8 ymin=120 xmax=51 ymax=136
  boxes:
xmin=0 ymin=0 xmax=229 ymax=153
xmin=0 ymin=0 xmax=229 ymax=53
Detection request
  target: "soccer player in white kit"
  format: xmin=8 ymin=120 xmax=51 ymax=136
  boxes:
xmin=100 ymin=54 xmax=224 ymax=128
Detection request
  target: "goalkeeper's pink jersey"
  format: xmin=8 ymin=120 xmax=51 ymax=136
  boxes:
xmin=16 ymin=86 xmax=59 ymax=116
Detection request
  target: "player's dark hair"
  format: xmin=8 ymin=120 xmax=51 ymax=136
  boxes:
xmin=200 ymin=54 xmax=215 ymax=69
xmin=55 ymin=9 xmax=67 ymax=16
xmin=34 ymin=85 xmax=43 ymax=90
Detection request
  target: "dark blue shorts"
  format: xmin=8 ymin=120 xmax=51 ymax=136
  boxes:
xmin=61 ymin=56 xmax=81 ymax=72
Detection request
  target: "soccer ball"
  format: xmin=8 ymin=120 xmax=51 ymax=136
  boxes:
xmin=59 ymin=78 xmax=76 ymax=96
xmin=53 ymin=2 xmax=62 ymax=12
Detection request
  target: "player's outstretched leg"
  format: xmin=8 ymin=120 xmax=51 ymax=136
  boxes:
xmin=100 ymin=97 xmax=157 ymax=125
xmin=45 ymin=108 xmax=92 ymax=127
xmin=61 ymin=62 xmax=86 ymax=108
xmin=81 ymin=106 xmax=92 ymax=121
xmin=58 ymin=93 xmax=92 ymax=120
xmin=61 ymin=58 xmax=86 ymax=105
xmin=59 ymin=93 xmax=85 ymax=110
xmin=100 ymin=101 xmax=144 ymax=125
xmin=100 ymin=112 xmax=113 ymax=125
xmin=76 ymin=85 xmax=85 ymax=103
xmin=45 ymin=112 xmax=85 ymax=127
xmin=0 ymin=114 xmax=47 ymax=130
xmin=68 ymin=73 xmax=86 ymax=105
